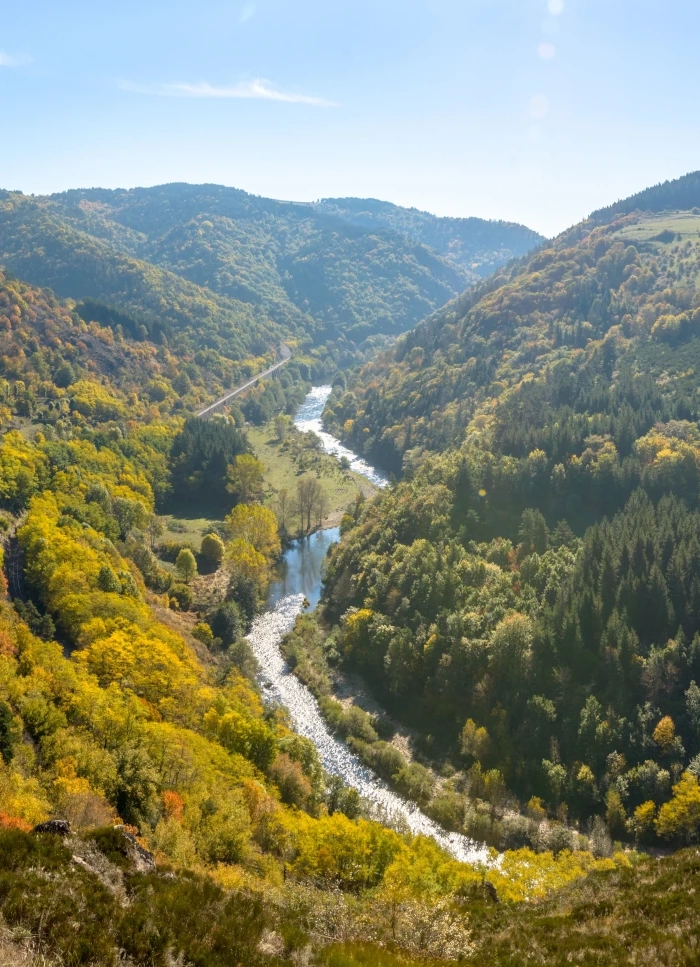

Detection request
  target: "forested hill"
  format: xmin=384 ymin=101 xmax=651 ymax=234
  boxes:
xmin=327 ymin=168 xmax=700 ymax=476
xmin=591 ymin=169 xmax=700 ymax=224
xmin=0 ymin=184 xmax=540 ymax=352
xmin=313 ymin=169 xmax=700 ymax=856
xmin=315 ymin=196 xmax=545 ymax=277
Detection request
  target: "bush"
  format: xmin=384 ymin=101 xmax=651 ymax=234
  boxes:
xmin=201 ymin=532 xmax=225 ymax=565
xmin=269 ymin=753 xmax=312 ymax=808
xmin=85 ymin=826 xmax=131 ymax=868
xmin=337 ymin=706 xmax=379 ymax=744
xmin=159 ymin=539 xmax=196 ymax=563
xmin=226 ymin=639 xmax=259 ymax=680
xmin=349 ymin=739 xmax=406 ymax=784
xmin=210 ymin=600 xmax=245 ymax=647
xmin=192 ymin=622 xmax=214 ymax=646
xmin=170 ymin=584 xmax=193 ymax=611
xmin=425 ymin=791 xmax=466 ymax=832
xmin=393 ymin=763 xmax=435 ymax=806
xmin=500 ymin=814 xmax=536 ymax=850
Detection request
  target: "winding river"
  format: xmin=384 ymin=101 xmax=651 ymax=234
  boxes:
xmin=247 ymin=387 xmax=489 ymax=865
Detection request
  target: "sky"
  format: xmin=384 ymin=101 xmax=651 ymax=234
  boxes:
xmin=1 ymin=0 xmax=699 ymax=237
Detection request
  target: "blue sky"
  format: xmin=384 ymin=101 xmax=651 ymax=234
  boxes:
xmin=1 ymin=0 xmax=699 ymax=236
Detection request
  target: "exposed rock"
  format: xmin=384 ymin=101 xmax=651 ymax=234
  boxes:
xmin=112 ymin=825 xmax=156 ymax=873
xmin=32 ymin=819 xmax=72 ymax=837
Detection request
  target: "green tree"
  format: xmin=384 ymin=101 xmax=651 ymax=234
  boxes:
xmin=97 ymin=565 xmax=122 ymax=594
xmin=226 ymin=454 xmax=265 ymax=504
xmin=175 ymin=548 xmax=197 ymax=584
xmin=518 ymin=508 xmax=549 ymax=558
xmin=0 ymin=699 xmax=18 ymax=764
xmin=201 ymin=532 xmax=225 ymax=565
xmin=275 ymin=414 xmax=292 ymax=442
xmin=112 ymin=497 xmax=149 ymax=539
xmin=147 ymin=514 xmax=166 ymax=550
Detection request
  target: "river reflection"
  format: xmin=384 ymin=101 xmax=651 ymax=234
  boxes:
xmin=267 ymin=527 xmax=340 ymax=610
xmin=246 ymin=389 xmax=491 ymax=865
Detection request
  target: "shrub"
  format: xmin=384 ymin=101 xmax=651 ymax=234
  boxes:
xmin=201 ymin=532 xmax=225 ymax=565
xmin=192 ymin=622 xmax=214 ymax=646
xmin=170 ymin=584 xmax=193 ymax=611
xmin=209 ymin=600 xmax=244 ymax=647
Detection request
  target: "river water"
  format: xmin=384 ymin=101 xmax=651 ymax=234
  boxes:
xmin=293 ymin=385 xmax=390 ymax=489
xmin=247 ymin=387 xmax=489 ymax=865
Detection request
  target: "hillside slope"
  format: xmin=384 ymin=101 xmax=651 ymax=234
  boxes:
xmin=8 ymin=185 xmax=468 ymax=344
xmin=311 ymin=171 xmax=700 ymax=852
xmin=328 ymin=171 xmax=700 ymax=475
xmin=0 ymin=185 xmax=543 ymax=353
xmin=0 ymin=191 xmax=287 ymax=357
xmin=315 ymin=196 xmax=545 ymax=276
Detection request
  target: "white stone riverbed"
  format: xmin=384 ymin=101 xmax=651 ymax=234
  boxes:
xmin=247 ymin=595 xmax=491 ymax=864
xmin=246 ymin=386 xmax=491 ymax=864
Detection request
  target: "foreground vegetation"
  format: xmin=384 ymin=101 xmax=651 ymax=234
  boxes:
xmin=1 ymin=826 xmax=699 ymax=966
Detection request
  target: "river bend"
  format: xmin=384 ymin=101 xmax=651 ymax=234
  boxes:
xmin=246 ymin=387 xmax=489 ymax=865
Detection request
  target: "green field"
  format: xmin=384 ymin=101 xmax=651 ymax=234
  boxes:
xmin=613 ymin=210 xmax=700 ymax=242
xmin=162 ymin=515 xmax=224 ymax=551
xmin=247 ymin=422 xmax=375 ymax=528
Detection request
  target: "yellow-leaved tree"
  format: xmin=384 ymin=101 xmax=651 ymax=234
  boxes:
xmin=225 ymin=504 xmax=280 ymax=560
xmin=655 ymin=771 xmax=700 ymax=843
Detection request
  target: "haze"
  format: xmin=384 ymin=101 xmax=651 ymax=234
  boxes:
xmin=2 ymin=0 xmax=699 ymax=236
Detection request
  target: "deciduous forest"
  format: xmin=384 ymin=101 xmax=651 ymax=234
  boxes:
xmin=1 ymin=171 xmax=700 ymax=966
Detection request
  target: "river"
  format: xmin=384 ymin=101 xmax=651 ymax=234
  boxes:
xmin=247 ymin=387 xmax=489 ymax=865
xmin=293 ymin=385 xmax=390 ymax=489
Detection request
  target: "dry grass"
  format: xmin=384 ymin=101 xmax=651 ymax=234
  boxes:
xmin=0 ymin=927 xmax=57 ymax=967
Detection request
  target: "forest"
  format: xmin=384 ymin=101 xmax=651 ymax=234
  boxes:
xmin=2 ymin=169 xmax=700 ymax=965
xmin=299 ymin=175 xmax=700 ymax=859
xmin=314 ymin=197 xmax=544 ymax=278
xmin=0 ymin=185 xmax=540 ymax=351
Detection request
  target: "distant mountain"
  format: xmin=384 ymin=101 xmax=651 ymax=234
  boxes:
xmin=0 ymin=185 xmax=543 ymax=358
xmin=314 ymin=196 xmax=545 ymax=277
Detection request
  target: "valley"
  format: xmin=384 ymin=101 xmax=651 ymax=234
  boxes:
xmin=2 ymin=171 xmax=700 ymax=966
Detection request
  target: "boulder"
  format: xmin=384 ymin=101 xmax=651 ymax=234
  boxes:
xmin=32 ymin=819 xmax=72 ymax=837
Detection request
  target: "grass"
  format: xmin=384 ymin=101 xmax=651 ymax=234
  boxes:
xmin=614 ymin=211 xmax=700 ymax=242
xmin=155 ymin=419 xmax=372 ymax=570
xmin=320 ymin=945 xmax=442 ymax=967
xmin=247 ymin=422 xmax=375 ymax=527
xmin=161 ymin=515 xmax=224 ymax=551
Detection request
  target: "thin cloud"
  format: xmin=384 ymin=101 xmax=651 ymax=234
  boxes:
xmin=240 ymin=2 xmax=256 ymax=23
xmin=0 ymin=51 xmax=32 ymax=68
xmin=119 ymin=78 xmax=337 ymax=108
